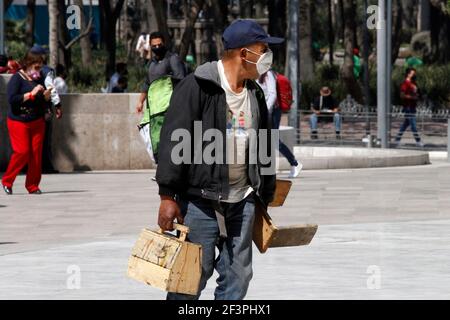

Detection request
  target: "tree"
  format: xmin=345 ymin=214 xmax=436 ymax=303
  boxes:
xmin=254 ymin=0 xmax=266 ymax=18
xmin=73 ymin=0 xmax=93 ymax=66
xmin=268 ymin=0 xmax=287 ymax=69
xmin=240 ymin=0 xmax=253 ymax=18
xmin=429 ymin=0 xmax=450 ymax=63
xmin=299 ymin=0 xmax=314 ymax=81
xmin=340 ymin=0 xmax=362 ymax=102
xmin=327 ymin=0 xmax=334 ymax=65
xmin=210 ymin=0 xmax=228 ymax=59
xmin=48 ymin=0 xmax=58 ymax=68
xmin=143 ymin=0 xmax=159 ymax=34
xmin=391 ymin=0 xmax=404 ymax=65
xmin=4 ymin=0 xmax=13 ymax=11
xmin=99 ymin=0 xmax=126 ymax=78
xmin=25 ymin=0 xmax=36 ymax=47
xmin=57 ymin=0 xmax=71 ymax=68
xmin=178 ymin=0 xmax=205 ymax=61
xmin=151 ymin=0 xmax=171 ymax=49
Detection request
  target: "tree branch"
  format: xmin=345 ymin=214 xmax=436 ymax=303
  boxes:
xmin=112 ymin=0 xmax=126 ymax=21
xmin=64 ymin=17 xmax=94 ymax=50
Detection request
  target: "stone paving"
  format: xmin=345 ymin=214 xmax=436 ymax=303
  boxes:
xmin=1 ymin=159 xmax=450 ymax=299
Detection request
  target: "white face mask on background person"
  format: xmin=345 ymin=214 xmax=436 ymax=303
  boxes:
xmin=243 ymin=48 xmax=273 ymax=76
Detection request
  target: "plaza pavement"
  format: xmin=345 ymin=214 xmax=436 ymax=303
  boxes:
xmin=1 ymin=159 xmax=450 ymax=299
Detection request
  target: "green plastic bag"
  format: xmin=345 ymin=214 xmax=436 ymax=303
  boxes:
xmin=146 ymin=76 xmax=174 ymax=159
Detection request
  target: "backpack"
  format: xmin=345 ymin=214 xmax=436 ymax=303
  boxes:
xmin=274 ymin=72 xmax=293 ymax=112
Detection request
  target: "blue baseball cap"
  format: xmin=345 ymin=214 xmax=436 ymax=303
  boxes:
xmin=30 ymin=45 xmax=49 ymax=55
xmin=222 ymin=19 xmax=284 ymax=50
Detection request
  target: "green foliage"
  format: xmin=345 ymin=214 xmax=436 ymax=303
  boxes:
xmin=5 ymin=19 xmax=28 ymax=59
xmin=66 ymin=42 xmax=148 ymax=93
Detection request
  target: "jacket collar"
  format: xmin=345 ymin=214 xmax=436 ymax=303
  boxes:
xmin=194 ymin=61 xmax=258 ymax=92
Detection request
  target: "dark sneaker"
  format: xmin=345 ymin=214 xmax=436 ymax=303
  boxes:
xmin=29 ymin=189 xmax=42 ymax=195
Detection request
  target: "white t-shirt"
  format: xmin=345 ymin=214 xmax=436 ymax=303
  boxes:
xmin=256 ymin=70 xmax=278 ymax=115
xmin=54 ymin=77 xmax=68 ymax=94
xmin=217 ymin=60 xmax=254 ymax=203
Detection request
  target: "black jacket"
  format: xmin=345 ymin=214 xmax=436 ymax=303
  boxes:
xmin=155 ymin=61 xmax=276 ymax=205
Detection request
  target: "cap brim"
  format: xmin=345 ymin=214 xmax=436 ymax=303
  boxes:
xmin=263 ymin=36 xmax=285 ymax=45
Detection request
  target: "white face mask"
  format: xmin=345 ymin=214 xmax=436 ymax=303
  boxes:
xmin=243 ymin=48 xmax=273 ymax=76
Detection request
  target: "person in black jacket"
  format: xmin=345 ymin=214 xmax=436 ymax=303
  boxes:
xmin=2 ymin=51 xmax=52 ymax=195
xmin=155 ymin=19 xmax=280 ymax=300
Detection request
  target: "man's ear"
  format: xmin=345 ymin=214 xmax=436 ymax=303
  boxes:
xmin=240 ymin=48 xmax=247 ymax=59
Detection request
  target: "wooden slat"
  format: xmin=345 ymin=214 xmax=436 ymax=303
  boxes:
xmin=269 ymin=180 xmax=293 ymax=207
xmin=131 ymin=229 xmax=182 ymax=269
xmin=168 ymin=243 xmax=202 ymax=295
xmin=270 ymin=225 xmax=318 ymax=248
xmin=127 ymin=256 xmax=171 ymax=291
xmin=253 ymin=201 xmax=277 ymax=253
xmin=253 ymin=200 xmax=319 ymax=253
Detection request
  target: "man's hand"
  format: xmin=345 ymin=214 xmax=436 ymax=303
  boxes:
xmin=55 ymin=107 xmax=63 ymax=119
xmin=158 ymin=196 xmax=184 ymax=231
xmin=136 ymin=101 xmax=144 ymax=114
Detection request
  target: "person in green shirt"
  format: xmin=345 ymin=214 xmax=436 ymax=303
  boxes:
xmin=353 ymin=48 xmax=361 ymax=79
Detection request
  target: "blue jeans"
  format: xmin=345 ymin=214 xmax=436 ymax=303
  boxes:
xmin=272 ymin=108 xmax=298 ymax=166
xmin=310 ymin=112 xmax=342 ymax=132
xmin=167 ymin=194 xmax=256 ymax=300
xmin=395 ymin=111 xmax=421 ymax=143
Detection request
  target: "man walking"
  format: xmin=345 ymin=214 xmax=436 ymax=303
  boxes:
xmin=257 ymin=70 xmax=302 ymax=178
xmin=394 ymin=68 xmax=424 ymax=147
xmin=136 ymin=31 xmax=185 ymax=164
xmin=155 ymin=20 xmax=278 ymax=300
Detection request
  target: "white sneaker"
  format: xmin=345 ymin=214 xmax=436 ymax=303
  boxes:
xmin=289 ymin=163 xmax=302 ymax=178
xmin=416 ymin=141 xmax=424 ymax=148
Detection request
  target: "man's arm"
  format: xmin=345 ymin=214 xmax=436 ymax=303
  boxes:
xmin=311 ymin=97 xmax=320 ymax=114
xmin=136 ymin=72 xmax=151 ymax=113
xmin=156 ymin=75 xmax=199 ymax=230
xmin=265 ymin=71 xmax=278 ymax=114
xmin=169 ymin=54 xmax=186 ymax=80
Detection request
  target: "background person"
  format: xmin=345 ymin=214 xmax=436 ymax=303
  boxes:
xmin=257 ymin=70 xmax=302 ymax=178
xmin=394 ymin=68 xmax=424 ymax=147
xmin=54 ymin=64 xmax=68 ymax=94
xmin=135 ymin=31 xmax=186 ymax=165
xmin=309 ymin=86 xmax=341 ymax=139
xmin=2 ymin=52 xmax=52 ymax=195
xmin=29 ymin=45 xmax=63 ymax=174
xmin=112 ymin=76 xmax=128 ymax=93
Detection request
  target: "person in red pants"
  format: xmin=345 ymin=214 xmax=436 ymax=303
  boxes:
xmin=2 ymin=51 xmax=52 ymax=195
